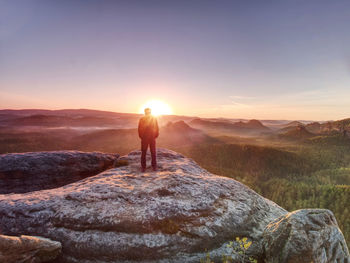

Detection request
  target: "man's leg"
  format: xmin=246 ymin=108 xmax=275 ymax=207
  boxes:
xmin=141 ymin=139 xmax=148 ymax=171
xmin=150 ymin=139 xmax=157 ymax=170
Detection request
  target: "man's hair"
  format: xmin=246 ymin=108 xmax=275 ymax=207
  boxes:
xmin=144 ymin=108 xmax=151 ymax=114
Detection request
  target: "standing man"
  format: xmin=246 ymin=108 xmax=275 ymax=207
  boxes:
xmin=138 ymin=108 xmax=159 ymax=172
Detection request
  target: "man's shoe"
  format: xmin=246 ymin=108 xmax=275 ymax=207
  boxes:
xmin=141 ymin=167 xmax=146 ymax=172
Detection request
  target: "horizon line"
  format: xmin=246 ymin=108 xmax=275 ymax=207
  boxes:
xmin=0 ymin=107 xmax=341 ymax=123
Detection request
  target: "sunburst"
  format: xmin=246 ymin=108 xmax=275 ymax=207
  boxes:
xmin=139 ymin=100 xmax=173 ymax=116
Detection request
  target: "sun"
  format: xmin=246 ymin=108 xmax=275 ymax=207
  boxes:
xmin=139 ymin=100 xmax=173 ymax=116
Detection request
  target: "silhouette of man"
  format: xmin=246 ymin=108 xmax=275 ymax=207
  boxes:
xmin=138 ymin=108 xmax=159 ymax=172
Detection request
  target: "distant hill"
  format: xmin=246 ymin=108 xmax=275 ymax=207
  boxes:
xmin=280 ymin=125 xmax=315 ymax=140
xmin=278 ymin=119 xmax=350 ymax=136
xmin=324 ymin=118 xmax=350 ymax=133
xmin=305 ymin=122 xmax=322 ymax=133
xmin=284 ymin=121 xmax=304 ymax=128
xmin=277 ymin=121 xmax=306 ymax=133
xmin=4 ymin=114 xmax=121 ymax=127
xmin=189 ymin=118 xmax=270 ymax=136
xmin=159 ymin=121 xmax=218 ymax=147
xmin=303 ymin=118 xmax=350 ymax=135
xmin=237 ymin=119 xmax=270 ymax=130
xmin=334 ymin=118 xmax=350 ymax=127
xmin=279 ymin=126 xmax=299 ymax=133
xmin=162 ymin=120 xmax=198 ymax=133
xmin=0 ymin=109 xmax=141 ymax=129
xmin=190 ymin=118 xmax=235 ymax=130
xmin=285 ymin=121 xmax=304 ymax=127
xmin=264 ymin=120 xmax=318 ymax=131
xmin=0 ymin=109 xmax=139 ymax=118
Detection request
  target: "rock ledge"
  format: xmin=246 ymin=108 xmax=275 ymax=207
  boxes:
xmin=0 ymin=148 xmax=349 ymax=263
xmin=0 ymin=150 xmax=119 ymax=194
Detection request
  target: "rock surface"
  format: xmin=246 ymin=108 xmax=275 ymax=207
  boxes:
xmin=0 ymin=151 xmax=119 ymax=194
xmin=0 ymin=234 xmax=61 ymax=263
xmin=0 ymin=149 xmax=349 ymax=262
xmin=0 ymin=148 xmax=286 ymax=262
xmin=263 ymin=209 xmax=350 ymax=263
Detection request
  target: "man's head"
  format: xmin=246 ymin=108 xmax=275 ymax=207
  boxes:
xmin=144 ymin=108 xmax=151 ymax=115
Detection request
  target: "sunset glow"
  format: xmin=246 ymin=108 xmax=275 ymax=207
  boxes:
xmin=1 ymin=1 xmax=350 ymax=120
xmin=140 ymin=100 xmax=173 ymax=116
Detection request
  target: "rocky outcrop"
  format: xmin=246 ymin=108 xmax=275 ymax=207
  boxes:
xmin=0 ymin=148 xmax=286 ymax=262
xmin=263 ymin=209 xmax=350 ymax=263
xmin=0 ymin=234 xmax=61 ymax=263
xmin=0 ymin=149 xmax=348 ymax=262
xmin=0 ymin=151 xmax=119 ymax=194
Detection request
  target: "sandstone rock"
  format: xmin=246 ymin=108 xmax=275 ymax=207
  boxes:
xmin=0 ymin=234 xmax=61 ymax=263
xmin=0 ymin=151 xmax=119 ymax=194
xmin=0 ymin=148 xmax=286 ymax=262
xmin=263 ymin=209 xmax=350 ymax=263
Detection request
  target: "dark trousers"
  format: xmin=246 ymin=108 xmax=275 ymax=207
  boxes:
xmin=141 ymin=138 xmax=156 ymax=169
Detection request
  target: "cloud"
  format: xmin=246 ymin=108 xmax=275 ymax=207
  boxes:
xmin=229 ymin=95 xmax=256 ymax=100
xmin=228 ymin=95 xmax=257 ymax=107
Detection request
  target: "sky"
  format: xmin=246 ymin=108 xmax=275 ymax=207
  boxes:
xmin=1 ymin=0 xmax=350 ymax=120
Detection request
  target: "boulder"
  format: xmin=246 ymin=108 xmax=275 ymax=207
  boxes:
xmin=263 ymin=209 xmax=350 ymax=263
xmin=0 ymin=149 xmax=348 ymax=262
xmin=0 ymin=151 xmax=119 ymax=194
xmin=0 ymin=234 xmax=61 ymax=263
xmin=0 ymin=148 xmax=286 ymax=262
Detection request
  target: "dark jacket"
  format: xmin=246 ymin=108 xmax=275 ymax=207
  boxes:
xmin=138 ymin=115 xmax=159 ymax=140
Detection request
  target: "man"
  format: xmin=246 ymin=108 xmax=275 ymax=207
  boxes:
xmin=138 ymin=108 xmax=159 ymax=172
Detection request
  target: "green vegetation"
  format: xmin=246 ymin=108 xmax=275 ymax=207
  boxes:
xmin=178 ymin=135 xmax=350 ymax=248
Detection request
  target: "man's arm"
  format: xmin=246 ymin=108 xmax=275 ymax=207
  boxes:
xmin=138 ymin=118 xmax=144 ymax=139
xmin=154 ymin=118 xmax=159 ymax=138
